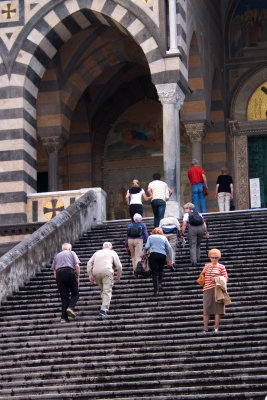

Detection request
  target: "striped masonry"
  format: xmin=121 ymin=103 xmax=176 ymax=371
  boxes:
xmin=203 ymin=70 xmax=227 ymax=212
xmin=0 ymin=0 xmax=188 ymax=222
xmin=180 ymin=32 xmax=206 ymax=121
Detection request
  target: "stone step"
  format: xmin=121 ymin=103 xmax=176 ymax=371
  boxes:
xmin=1 ymin=210 xmax=267 ymax=399
xmin=0 ymin=379 xmax=266 ymax=400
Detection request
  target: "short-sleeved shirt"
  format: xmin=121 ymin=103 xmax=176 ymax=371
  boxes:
xmin=188 ymin=166 xmax=204 ymax=185
xmin=159 ymin=217 xmax=180 ymax=233
xmin=51 ymin=250 xmax=80 ymax=271
xmin=148 ymin=180 xmax=168 ymax=201
xmin=216 ymin=175 xmax=233 ymax=193
xmin=127 ymin=188 xmax=145 ymax=205
xmin=203 ymin=263 xmax=228 ymax=292
xmin=183 ymin=211 xmax=203 ymax=222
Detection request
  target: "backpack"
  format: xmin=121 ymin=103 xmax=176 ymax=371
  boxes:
xmin=127 ymin=222 xmax=143 ymax=237
xmin=161 ymin=226 xmax=178 ymax=235
xmin=188 ymin=210 xmax=204 ymax=226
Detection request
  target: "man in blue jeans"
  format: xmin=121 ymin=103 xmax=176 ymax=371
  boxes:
xmin=188 ymin=159 xmax=208 ymax=213
xmin=147 ymin=173 xmax=173 ymax=227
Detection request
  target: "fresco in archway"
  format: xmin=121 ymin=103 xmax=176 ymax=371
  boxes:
xmin=230 ymin=0 xmax=267 ymax=58
xmin=104 ymin=99 xmax=163 ymax=220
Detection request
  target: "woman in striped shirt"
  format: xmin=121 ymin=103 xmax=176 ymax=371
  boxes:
xmin=202 ymin=248 xmax=228 ymax=334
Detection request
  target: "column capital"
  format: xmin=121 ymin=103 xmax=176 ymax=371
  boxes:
xmin=156 ymin=83 xmax=185 ymax=108
xmin=41 ymin=136 xmax=65 ymax=154
xmin=183 ymin=120 xmax=208 ymax=142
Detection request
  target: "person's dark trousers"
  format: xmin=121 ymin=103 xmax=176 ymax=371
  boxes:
xmin=148 ymin=252 xmax=166 ymax=294
xmin=56 ymin=267 xmax=79 ymax=320
xmin=129 ymin=204 xmax=143 ymax=220
xmin=151 ymin=199 xmax=166 ymax=227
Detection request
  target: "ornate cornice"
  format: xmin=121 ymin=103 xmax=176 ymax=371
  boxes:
xmin=156 ymin=83 xmax=185 ymax=108
xmin=228 ymin=119 xmax=267 ymax=137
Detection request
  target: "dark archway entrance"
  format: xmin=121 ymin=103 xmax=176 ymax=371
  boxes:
xmin=36 ymin=12 xmax=160 ymax=212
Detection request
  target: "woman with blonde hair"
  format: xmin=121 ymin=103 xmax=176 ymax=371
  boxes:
xmin=145 ymin=227 xmax=173 ymax=296
xmin=125 ymin=179 xmax=151 ymax=221
xmin=201 ymin=248 xmax=228 ymax=334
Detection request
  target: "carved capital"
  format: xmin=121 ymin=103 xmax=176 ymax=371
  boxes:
xmin=156 ymin=83 xmax=185 ymax=108
xmin=41 ymin=136 xmax=64 ymax=154
xmin=228 ymin=120 xmax=240 ymax=136
xmin=183 ymin=121 xmax=208 ymax=142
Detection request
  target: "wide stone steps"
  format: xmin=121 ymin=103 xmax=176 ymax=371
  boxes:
xmin=1 ymin=211 xmax=267 ymax=399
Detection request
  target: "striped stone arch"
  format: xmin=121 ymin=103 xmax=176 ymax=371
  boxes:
xmin=0 ymin=0 xmax=183 ymax=224
xmin=13 ymin=1 xmax=178 ymax=89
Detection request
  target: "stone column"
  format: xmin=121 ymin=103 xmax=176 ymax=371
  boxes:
xmin=183 ymin=121 xmax=207 ymax=166
xmin=228 ymin=120 xmax=249 ymax=210
xmin=42 ymin=136 xmax=63 ymax=192
xmin=156 ymin=83 xmax=185 ymax=216
xmin=166 ymin=0 xmax=180 ymax=55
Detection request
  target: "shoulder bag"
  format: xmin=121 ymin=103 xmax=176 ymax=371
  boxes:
xmin=196 ymin=264 xmax=211 ymax=286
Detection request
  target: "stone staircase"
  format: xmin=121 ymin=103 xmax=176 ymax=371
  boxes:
xmin=0 ymin=210 xmax=267 ymax=399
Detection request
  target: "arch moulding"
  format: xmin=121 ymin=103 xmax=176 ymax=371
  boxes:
xmin=229 ymin=67 xmax=267 ymax=210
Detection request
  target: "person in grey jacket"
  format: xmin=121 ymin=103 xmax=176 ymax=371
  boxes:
xmin=181 ymin=202 xmax=209 ymax=267
xmin=87 ymin=242 xmax=122 ymax=317
xmin=145 ymin=227 xmax=173 ymax=296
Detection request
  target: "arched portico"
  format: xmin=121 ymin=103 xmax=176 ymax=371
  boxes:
xmin=0 ymin=0 xmax=187 ymax=223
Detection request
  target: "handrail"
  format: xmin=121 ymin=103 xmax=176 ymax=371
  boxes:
xmin=0 ymin=188 xmax=106 ymax=305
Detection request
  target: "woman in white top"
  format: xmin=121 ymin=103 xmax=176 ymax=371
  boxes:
xmin=125 ymin=179 xmax=151 ymax=220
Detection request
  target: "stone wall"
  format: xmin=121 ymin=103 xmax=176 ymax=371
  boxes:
xmin=0 ymin=188 xmax=106 ymax=305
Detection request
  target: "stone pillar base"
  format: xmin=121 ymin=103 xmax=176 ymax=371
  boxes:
xmin=165 ymin=200 xmax=182 ymax=219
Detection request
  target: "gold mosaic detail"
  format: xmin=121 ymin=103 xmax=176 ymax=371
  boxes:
xmin=247 ymin=82 xmax=267 ymax=120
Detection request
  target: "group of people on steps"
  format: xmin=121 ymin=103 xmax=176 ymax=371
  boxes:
xmin=51 ymin=166 xmax=232 ymax=335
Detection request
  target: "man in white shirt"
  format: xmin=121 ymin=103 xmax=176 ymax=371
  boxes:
xmin=147 ymin=172 xmax=173 ymax=227
xmin=87 ymin=242 xmax=122 ymax=317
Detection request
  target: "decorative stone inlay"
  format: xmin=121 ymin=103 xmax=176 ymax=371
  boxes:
xmin=43 ymin=199 xmax=64 ymax=220
xmin=156 ymin=83 xmax=185 ymax=108
xmin=0 ymin=0 xmax=21 ymax=24
xmin=183 ymin=121 xmax=208 ymax=142
xmin=234 ymin=135 xmax=249 ymax=210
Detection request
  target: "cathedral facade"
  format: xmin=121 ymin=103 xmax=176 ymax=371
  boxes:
xmin=0 ymin=0 xmax=266 ymax=224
